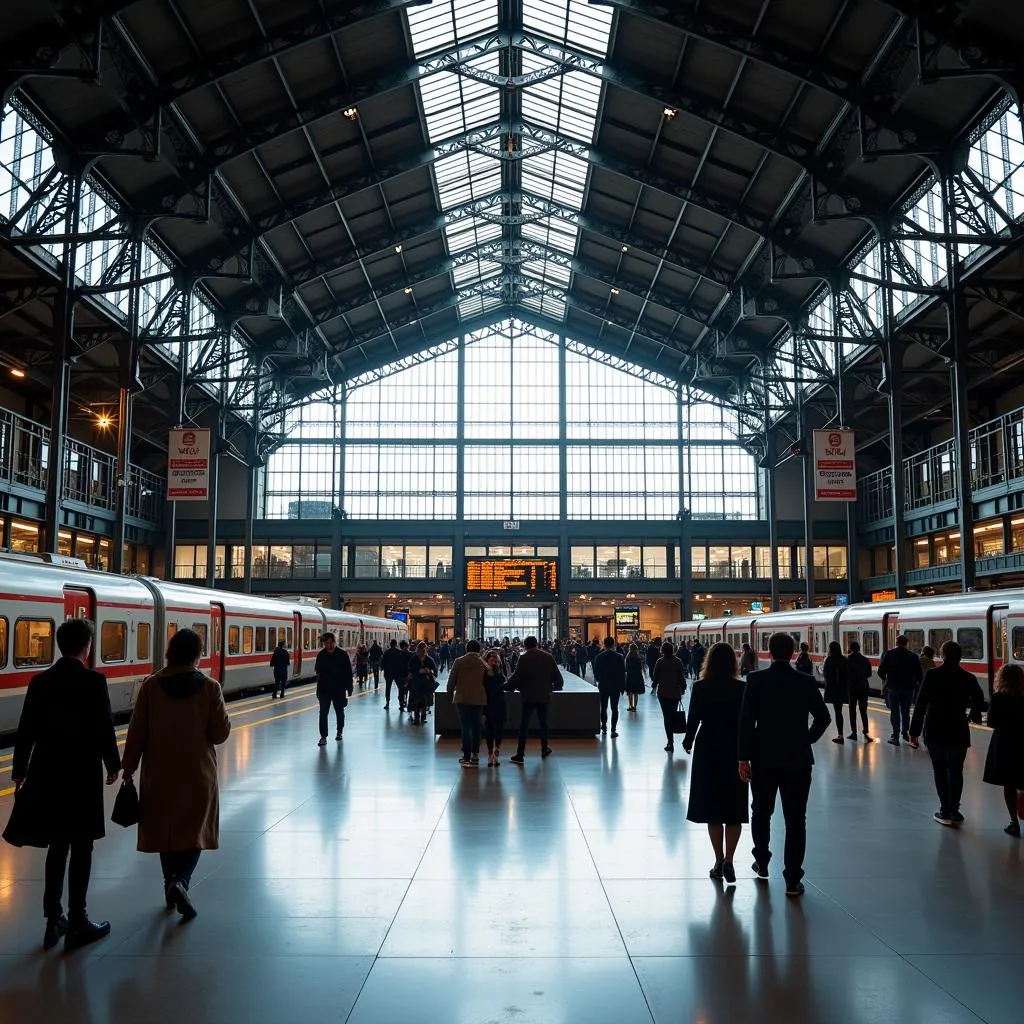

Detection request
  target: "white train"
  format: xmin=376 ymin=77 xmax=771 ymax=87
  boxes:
xmin=664 ymin=588 xmax=1024 ymax=694
xmin=0 ymin=552 xmax=408 ymax=734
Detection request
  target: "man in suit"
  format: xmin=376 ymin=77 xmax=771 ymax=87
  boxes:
xmin=738 ymin=632 xmax=831 ymax=896
xmin=908 ymin=640 xmax=985 ymax=826
xmin=878 ymin=634 xmax=923 ymax=744
xmin=507 ymin=636 xmax=561 ymax=764
xmin=593 ymin=636 xmax=626 ymax=737
xmin=269 ymin=639 xmax=290 ymax=699
xmin=11 ymin=617 xmax=121 ymax=951
xmin=314 ymin=633 xmax=354 ymax=745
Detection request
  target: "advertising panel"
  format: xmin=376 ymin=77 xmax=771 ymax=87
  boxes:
xmin=167 ymin=428 xmax=211 ymax=501
xmin=813 ymin=429 xmax=856 ymax=501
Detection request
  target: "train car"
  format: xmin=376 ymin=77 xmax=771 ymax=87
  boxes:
xmin=0 ymin=553 xmax=410 ymax=735
xmin=663 ymin=586 xmax=1024 ymax=695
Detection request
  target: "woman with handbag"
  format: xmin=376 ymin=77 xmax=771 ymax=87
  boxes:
xmin=682 ymin=642 xmax=748 ymax=884
xmin=983 ymin=663 xmax=1024 ymax=836
xmin=652 ymin=641 xmax=687 ymax=752
xmin=406 ymin=642 xmax=438 ymax=726
xmin=121 ymin=628 xmax=231 ymax=919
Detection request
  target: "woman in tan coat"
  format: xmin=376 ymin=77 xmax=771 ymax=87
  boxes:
xmin=122 ymin=628 xmax=230 ymax=920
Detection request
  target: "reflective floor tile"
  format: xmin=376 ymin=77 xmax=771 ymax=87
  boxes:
xmin=190 ymin=876 xmax=408 ymax=919
xmin=347 ymin=956 xmax=653 ymax=1024
xmin=905 ymin=955 xmax=1024 ymax=1024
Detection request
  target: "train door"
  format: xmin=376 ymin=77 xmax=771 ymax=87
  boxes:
xmin=292 ymin=611 xmax=302 ymax=676
xmin=63 ymin=587 xmax=95 ymax=665
xmin=210 ymin=603 xmax=226 ymax=683
xmin=988 ymin=605 xmax=1008 ymax=694
xmin=883 ymin=612 xmax=900 ymax=653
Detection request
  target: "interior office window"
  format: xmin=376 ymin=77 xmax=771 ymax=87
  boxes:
xmin=934 ymin=532 xmax=960 ymax=564
xmin=174 ymin=544 xmax=206 ymax=580
xmin=269 ymin=545 xmax=292 ymax=578
xmin=642 ymin=546 xmax=667 ymax=578
xmin=354 ymin=546 xmax=381 ymax=577
xmin=957 ymin=628 xmax=983 ymax=660
xmin=14 ymin=619 xmax=54 ymax=667
xmin=690 ymin=546 xmax=708 ymax=578
xmin=100 ymin=621 xmax=127 ymax=663
xmin=912 ymin=538 xmax=930 ymax=568
xmin=537 ymin=546 xmax=558 ymax=556
xmin=571 ymin=546 xmax=595 ymax=578
xmin=465 ymin=545 xmax=486 ymax=556
xmin=429 ymin=545 xmax=453 ymax=578
xmin=293 ymin=545 xmax=315 ymax=578
xmin=707 ymin=546 xmax=730 ymax=579
xmin=9 ymin=520 xmax=40 ymax=553
xmin=776 ymin=547 xmax=793 ymax=580
xmin=405 ymin=545 xmax=428 ymax=578
xmin=228 ymin=626 xmax=240 ymax=655
xmin=754 ymin=546 xmax=772 ymax=577
xmin=230 ymin=545 xmax=246 ymax=579
xmin=973 ymin=520 xmax=1004 ymax=559
xmin=137 ymin=622 xmax=150 ymax=661
xmin=731 ymin=547 xmax=753 ymax=579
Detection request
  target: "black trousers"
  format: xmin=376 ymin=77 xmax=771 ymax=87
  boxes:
xmin=160 ymin=849 xmax=202 ymax=890
xmin=750 ymin=765 xmax=812 ymax=886
xmin=371 ymin=665 xmax=381 ymax=688
xmin=600 ymin=691 xmax=620 ymax=731
xmin=485 ymin=706 xmax=505 ymax=752
xmin=43 ymin=838 xmax=93 ymax=921
xmin=831 ymin=702 xmax=844 ymax=735
xmin=319 ymin=695 xmax=346 ymax=737
xmin=928 ymin=743 xmax=967 ymax=815
xmin=658 ymin=697 xmax=678 ymax=742
xmin=888 ymin=688 xmax=913 ymax=738
xmin=383 ymin=673 xmax=394 ymax=703
xmin=273 ymin=670 xmax=288 ymax=697
xmin=849 ymin=692 xmax=869 ymax=735
xmin=516 ymin=702 xmax=550 ymax=756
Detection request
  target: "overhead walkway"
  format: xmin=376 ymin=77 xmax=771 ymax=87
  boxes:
xmin=0 ymin=679 xmax=1019 ymax=1023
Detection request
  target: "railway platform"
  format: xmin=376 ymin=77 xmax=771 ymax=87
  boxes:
xmin=0 ymin=677 xmax=1021 ymax=1024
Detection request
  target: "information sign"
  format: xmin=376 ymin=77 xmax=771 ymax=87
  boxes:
xmin=813 ymin=429 xmax=856 ymax=501
xmin=167 ymin=428 xmax=211 ymax=501
xmin=614 ymin=606 xmax=640 ymax=628
xmin=465 ymin=557 xmax=558 ymax=594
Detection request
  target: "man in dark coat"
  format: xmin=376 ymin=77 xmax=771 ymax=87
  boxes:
xmin=846 ymin=640 xmax=874 ymax=741
xmin=10 ymin=618 xmax=121 ymax=951
xmin=381 ymin=638 xmax=406 ymax=710
xmin=507 ymin=636 xmax=561 ymax=764
xmin=314 ymin=633 xmax=354 ymax=745
xmin=368 ymin=640 xmax=384 ymax=689
xmin=269 ymin=639 xmax=290 ymax=699
xmin=646 ymin=638 xmax=661 ymax=680
xmin=593 ymin=636 xmax=626 ymax=737
xmin=586 ymin=639 xmax=600 ymax=677
xmin=909 ymin=640 xmax=985 ymax=826
xmin=691 ymin=641 xmax=706 ymax=680
xmin=878 ymin=634 xmax=923 ymax=744
xmin=738 ymin=632 xmax=831 ymax=896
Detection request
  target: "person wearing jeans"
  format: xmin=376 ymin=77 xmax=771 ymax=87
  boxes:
xmin=878 ymin=635 xmax=923 ymax=745
xmin=652 ymin=642 xmax=687 ymax=751
xmin=506 ymin=636 xmax=561 ymax=764
xmin=593 ymin=637 xmax=626 ymax=737
xmin=447 ymin=640 xmax=488 ymax=766
xmin=909 ymin=639 xmax=985 ymax=825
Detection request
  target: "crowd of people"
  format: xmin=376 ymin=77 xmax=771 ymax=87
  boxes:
xmin=5 ymin=618 xmax=1022 ymax=952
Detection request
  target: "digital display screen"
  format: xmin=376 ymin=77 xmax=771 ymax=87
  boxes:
xmin=465 ymin=557 xmax=559 ymax=594
xmin=614 ymin=606 xmax=640 ymax=628
xmin=386 ymin=608 xmax=409 ymax=623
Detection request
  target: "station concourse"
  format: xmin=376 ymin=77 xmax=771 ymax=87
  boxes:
xmin=2 ymin=0 xmax=1024 ymax=1021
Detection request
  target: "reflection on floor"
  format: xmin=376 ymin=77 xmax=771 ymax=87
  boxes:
xmin=0 ymin=673 xmax=1021 ymax=1023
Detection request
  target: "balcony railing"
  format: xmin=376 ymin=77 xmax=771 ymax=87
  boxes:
xmin=0 ymin=405 xmax=164 ymax=528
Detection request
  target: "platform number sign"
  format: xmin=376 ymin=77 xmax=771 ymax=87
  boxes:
xmin=812 ymin=429 xmax=856 ymax=502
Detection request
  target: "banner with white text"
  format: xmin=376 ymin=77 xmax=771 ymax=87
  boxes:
xmin=813 ymin=429 xmax=856 ymax=501
xmin=167 ymin=428 xmax=211 ymax=501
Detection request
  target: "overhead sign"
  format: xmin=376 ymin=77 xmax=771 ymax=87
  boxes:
xmin=465 ymin=557 xmax=558 ymax=594
xmin=503 ymin=520 xmax=520 ymax=531
xmin=813 ymin=429 xmax=856 ymax=501
xmin=386 ymin=607 xmax=410 ymax=623
xmin=836 ymin=594 xmax=850 ymax=606
xmin=614 ymin=606 xmax=640 ymax=628
xmin=167 ymin=428 xmax=211 ymax=501
xmin=871 ymin=590 xmax=897 ymax=603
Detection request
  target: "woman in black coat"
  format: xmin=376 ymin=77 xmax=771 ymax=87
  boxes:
xmin=682 ymin=642 xmax=748 ymax=884
xmin=984 ymin=663 xmax=1024 ymax=836
xmin=482 ymin=648 xmax=507 ymax=767
xmin=823 ymin=641 xmax=849 ymax=744
xmin=846 ymin=640 xmax=875 ymax=742
xmin=624 ymin=643 xmax=645 ymax=712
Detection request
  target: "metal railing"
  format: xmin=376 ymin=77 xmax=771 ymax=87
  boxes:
xmin=64 ymin=438 xmax=117 ymax=511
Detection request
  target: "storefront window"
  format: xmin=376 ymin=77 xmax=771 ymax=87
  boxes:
xmin=174 ymin=544 xmax=207 ymax=580
xmin=690 ymin=545 xmax=707 ymax=578
xmin=1011 ymin=518 xmax=1024 ymax=552
xmin=974 ymin=520 xmax=1004 ymax=559
xmin=58 ymin=530 xmax=72 ymax=557
xmin=934 ymin=531 xmax=960 ymax=565
xmin=405 ymin=545 xmax=427 ymax=578
xmin=913 ymin=538 xmax=930 ymax=569
xmin=231 ymin=546 xmax=245 ymax=579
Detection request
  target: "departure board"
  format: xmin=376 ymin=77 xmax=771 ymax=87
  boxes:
xmin=465 ymin=557 xmax=559 ymax=594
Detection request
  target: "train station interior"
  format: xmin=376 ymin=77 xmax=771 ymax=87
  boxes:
xmin=2 ymin=0 xmax=1024 ymax=1021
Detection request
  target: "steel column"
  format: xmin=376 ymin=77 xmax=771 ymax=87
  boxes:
xmin=798 ymin=386 xmax=815 ymax=608
xmin=331 ymin=389 xmax=347 ymax=609
xmin=678 ymin=385 xmax=692 ymax=621
xmin=453 ymin=333 xmax=467 ymax=639
xmin=887 ymin=345 xmax=907 ymax=598
xmin=558 ymin=331 xmax=570 ymax=639
xmin=164 ymin=348 xmax=186 ymax=579
xmin=205 ymin=409 xmax=223 ymax=588
xmin=242 ymin=462 xmax=255 ymax=594
xmin=834 ymin=287 xmax=859 ymax=604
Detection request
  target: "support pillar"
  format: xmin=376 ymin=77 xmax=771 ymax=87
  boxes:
xmin=454 ymin=333 xmax=466 ymax=639
xmin=766 ymin=460 xmax=780 ymax=613
xmin=678 ymin=384 xmax=692 ymax=621
xmin=887 ymin=346 xmax=907 ymax=598
xmin=797 ymin=377 xmax=815 ymax=609
xmin=242 ymin=461 xmax=255 ymax=594
xmin=164 ymin=351 xmax=186 ymax=580
xmin=205 ymin=409 xmax=223 ymax=588
xmin=834 ymin=286 xmax=859 ymax=604
xmin=331 ymin=389 xmax=347 ymax=609
xmin=558 ymin=333 xmax=569 ymax=638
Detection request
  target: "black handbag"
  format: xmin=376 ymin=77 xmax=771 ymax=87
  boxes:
xmin=2 ymin=778 xmax=49 ymax=848
xmin=671 ymin=702 xmax=688 ymax=734
xmin=111 ymin=779 xmax=140 ymax=828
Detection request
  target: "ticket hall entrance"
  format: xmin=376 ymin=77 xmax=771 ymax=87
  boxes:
xmin=468 ymin=605 xmax=557 ymax=642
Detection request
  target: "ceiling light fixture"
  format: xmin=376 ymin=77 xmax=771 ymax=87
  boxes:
xmin=394 ymin=245 xmax=403 ymax=254
xmin=663 ymin=107 xmax=677 ymax=119
xmin=96 ymin=413 xmax=113 ymax=430
xmin=404 ymin=287 xmax=413 ymax=295
xmin=621 ymin=245 xmax=629 ymax=253
xmin=343 ymin=107 xmax=358 ymax=121
xmin=9 ymin=367 xmax=26 ymax=379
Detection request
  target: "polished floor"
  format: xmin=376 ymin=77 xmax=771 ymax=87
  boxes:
xmin=1 ymin=673 xmax=1022 ymax=1023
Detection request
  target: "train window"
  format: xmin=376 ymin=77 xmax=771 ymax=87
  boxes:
xmin=957 ymin=628 xmax=983 ymax=661
xmin=191 ymin=623 xmax=208 ymax=654
xmin=14 ymin=618 xmax=54 ymax=667
xmin=255 ymin=627 xmax=266 ymax=653
xmin=903 ymin=629 xmax=924 ymax=653
xmin=742 ymin=632 xmax=750 ymax=647
xmin=842 ymin=631 xmax=860 ymax=652
xmin=267 ymin=627 xmax=276 ymax=647
xmin=137 ymin=622 xmax=151 ymax=661
xmin=303 ymin=628 xmax=311 ymax=650
xmin=1012 ymin=628 xmax=1024 ymax=661
xmin=0 ymin=616 xmax=6 ymax=668
xmin=862 ymin=631 xmax=880 ymax=656
xmin=167 ymin=623 xmax=177 ymax=643
xmin=761 ymin=633 xmax=771 ymax=652
xmin=242 ymin=627 xmax=253 ymax=655
xmin=928 ymin=628 xmax=953 ymax=652
xmin=286 ymin=627 xmax=293 ymax=648
xmin=100 ymin=621 xmax=127 ymax=663
xmin=228 ymin=626 xmax=240 ymax=655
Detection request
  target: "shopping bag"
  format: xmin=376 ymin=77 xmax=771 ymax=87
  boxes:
xmin=671 ymin=704 xmax=688 ymax=734
xmin=2 ymin=778 xmax=49 ymax=848
xmin=111 ymin=779 xmax=140 ymax=828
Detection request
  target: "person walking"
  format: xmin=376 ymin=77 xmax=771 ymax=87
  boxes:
xmin=314 ymin=633 xmax=354 ymax=745
xmin=683 ymin=642 xmax=748 ymax=884
xmin=691 ymin=640 xmax=706 ymax=681
xmin=482 ymin=649 xmax=507 ymax=767
xmin=447 ymin=640 xmax=488 ymax=767
xmin=983 ymin=663 xmax=1024 ymax=836
xmin=8 ymin=618 xmax=120 ymax=951
xmin=407 ymin=642 xmax=438 ymax=726
xmin=918 ymin=645 xmax=936 ymax=704
xmin=739 ymin=642 xmax=757 ymax=677
xmin=587 ymin=638 xmax=600 ymax=680
xmin=354 ymin=643 xmax=369 ymax=689
xmin=822 ymin=641 xmax=849 ymax=744
xmin=795 ymin=643 xmax=813 ymax=676
xmin=368 ymin=639 xmax=384 ymax=690
xmin=739 ymin=632 xmax=831 ymax=896
xmin=593 ymin=637 xmax=626 ymax=737
xmin=396 ymin=639 xmax=411 ymax=710
xmin=507 ymin=636 xmax=560 ymax=764
xmin=646 ymin=637 xmax=661 ymax=681
xmin=269 ymin=639 xmax=290 ymax=699
xmin=909 ymin=640 xmax=986 ymax=826
xmin=878 ymin=635 xmax=923 ymax=744
xmin=381 ymin=638 xmax=405 ymax=710
xmin=121 ymin=628 xmax=231 ymax=920
xmin=846 ymin=640 xmax=874 ymax=742
xmin=625 ymin=643 xmax=645 ymax=713
xmin=652 ymin=641 xmax=687 ymax=752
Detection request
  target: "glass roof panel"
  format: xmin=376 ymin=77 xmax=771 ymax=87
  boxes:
xmin=408 ymin=0 xmax=498 ymax=54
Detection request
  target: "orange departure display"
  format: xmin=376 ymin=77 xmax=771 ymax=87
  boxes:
xmin=465 ymin=558 xmax=559 ymax=593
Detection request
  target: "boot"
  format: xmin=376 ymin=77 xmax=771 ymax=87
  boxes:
xmin=64 ymin=917 xmax=111 ymax=951
xmin=43 ymin=914 xmax=68 ymax=950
